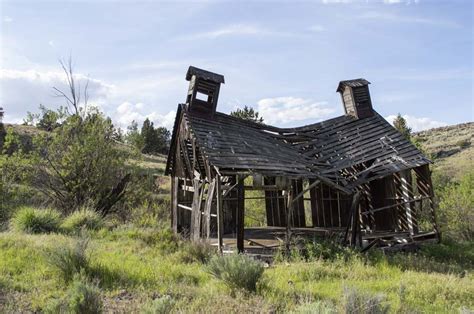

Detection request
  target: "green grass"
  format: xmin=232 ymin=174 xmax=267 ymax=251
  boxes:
xmin=0 ymin=227 xmax=472 ymax=313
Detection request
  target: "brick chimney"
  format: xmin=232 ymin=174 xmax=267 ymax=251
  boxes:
xmin=186 ymin=66 xmax=225 ymax=117
xmin=337 ymin=79 xmax=374 ymax=119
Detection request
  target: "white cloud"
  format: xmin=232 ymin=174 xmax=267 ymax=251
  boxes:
xmin=385 ymin=114 xmax=447 ymax=132
xmin=257 ymin=97 xmax=335 ymax=125
xmin=358 ymin=11 xmax=460 ymax=28
xmin=0 ymin=69 xmax=113 ymax=121
xmin=114 ymin=101 xmax=175 ymax=130
xmin=3 ymin=16 xmax=13 ymax=23
xmin=180 ymin=24 xmax=298 ymax=40
xmin=48 ymin=40 xmax=56 ymax=47
xmin=0 ymin=67 xmax=178 ymax=130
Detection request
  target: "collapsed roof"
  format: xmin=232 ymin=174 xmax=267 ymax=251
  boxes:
xmin=165 ymin=67 xmax=430 ymax=193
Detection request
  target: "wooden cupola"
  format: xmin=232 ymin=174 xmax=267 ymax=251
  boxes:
xmin=337 ymin=78 xmax=374 ymax=119
xmin=186 ymin=66 xmax=225 ymax=117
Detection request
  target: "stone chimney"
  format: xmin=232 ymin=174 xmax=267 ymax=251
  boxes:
xmin=337 ymin=79 xmax=374 ymax=119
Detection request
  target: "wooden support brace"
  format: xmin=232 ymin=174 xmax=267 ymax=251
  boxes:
xmin=236 ymin=176 xmax=245 ymax=253
xmin=191 ymin=179 xmax=203 ymax=242
xmin=216 ymin=176 xmax=224 ymax=253
xmin=204 ymin=178 xmax=216 ymax=239
xmin=171 ymin=176 xmax=178 ymax=233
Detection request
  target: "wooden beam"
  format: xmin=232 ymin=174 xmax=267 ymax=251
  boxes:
xmin=216 ymin=176 xmax=224 ymax=253
xmin=236 ymin=176 xmax=245 ymax=253
xmin=350 ymin=192 xmax=361 ymax=247
xmin=171 ymin=176 xmax=178 ymax=234
xmin=191 ymin=179 xmax=203 ymax=242
xmin=285 ymin=183 xmax=294 ymax=255
xmin=204 ymin=178 xmax=216 ymax=239
xmin=291 ymin=180 xmax=320 ymax=205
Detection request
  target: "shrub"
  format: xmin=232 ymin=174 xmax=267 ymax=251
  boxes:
xmin=438 ymin=171 xmax=474 ymax=241
xmin=141 ymin=295 xmax=175 ymax=314
xmin=456 ymin=139 xmax=470 ymax=149
xmin=206 ymin=254 xmax=264 ymax=293
xmin=11 ymin=207 xmax=62 ymax=234
xmin=62 ymin=209 xmax=103 ymax=233
xmin=292 ymin=300 xmax=337 ymax=314
xmin=342 ymin=287 xmax=390 ymax=314
xmin=31 ymin=109 xmax=130 ymax=217
xmin=45 ymin=236 xmax=90 ymax=283
xmin=45 ymin=273 xmax=102 ymax=314
xmin=178 ymin=241 xmax=216 ymax=264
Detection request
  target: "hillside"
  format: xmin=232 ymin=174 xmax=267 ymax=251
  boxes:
xmin=414 ymin=122 xmax=473 ymax=179
xmin=5 ymin=121 xmax=472 ymax=179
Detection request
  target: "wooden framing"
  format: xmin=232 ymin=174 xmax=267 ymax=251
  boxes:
xmin=165 ymin=67 xmax=440 ymax=253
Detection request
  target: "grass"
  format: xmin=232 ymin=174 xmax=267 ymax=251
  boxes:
xmin=0 ymin=227 xmax=472 ymax=313
xmin=10 ymin=207 xmax=62 ymax=234
xmin=61 ymin=209 xmax=103 ymax=234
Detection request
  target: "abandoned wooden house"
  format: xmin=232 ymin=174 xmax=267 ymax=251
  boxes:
xmin=165 ymin=66 xmax=440 ymax=254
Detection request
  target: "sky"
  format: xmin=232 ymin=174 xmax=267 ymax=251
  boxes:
xmin=0 ymin=0 xmax=472 ymax=131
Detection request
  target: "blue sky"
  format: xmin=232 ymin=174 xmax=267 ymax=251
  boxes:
xmin=1 ymin=0 xmax=472 ymax=131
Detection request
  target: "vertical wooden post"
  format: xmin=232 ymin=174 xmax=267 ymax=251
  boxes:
xmin=191 ymin=179 xmax=203 ymax=242
xmin=350 ymin=192 xmax=361 ymax=247
xmin=236 ymin=176 xmax=245 ymax=253
xmin=204 ymin=178 xmax=216 ymax=239
xmin=416 ymin=165 xmax=440 ymax=242
xmin=216 ymin=176 xmax=224 ymax=253
xmin=285 ymin=182 xmax=294 ymax=255
xmin=400 ymin=170 xmax=416 ymax=235
xmin=171 ymin=176 xmax=179 ymax=234
xmin=309 ymin=179 xmax=319 ymax=227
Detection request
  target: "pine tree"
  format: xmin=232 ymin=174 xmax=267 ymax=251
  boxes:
xmin=230 ymin=106 xmax=264 ymax=123
xmin=393 ymin=113 xmax=412 ymax=141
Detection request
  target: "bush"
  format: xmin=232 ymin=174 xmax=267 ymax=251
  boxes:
xmin=45 ymin=273 xmax=102 ymax=314
xmin=62 ymin=209 xmax=103 ymax=233
xmin=456 ymin=139 xmax=470 ymax=149
xmin=11 ymin=207 xmax=62 ymax=234
xmin=177 ymin=241 xmax=216 ymax=264
xmin=32 ymin=110 xmax=130 ymax=216
xmin=342 ymin=287 xmax=390 ymax=314
xmin=292 ymin=300 xmax=337 ymax=314
xmin=141 ymin=295 xmax=175 ymax=314
xmin=438 ymin=171 xmax=474 ymax=241
xmin=45 ymin=236 xmax=90 ymax=283
xmin=206 ymin=254 xmax=264 ymax=293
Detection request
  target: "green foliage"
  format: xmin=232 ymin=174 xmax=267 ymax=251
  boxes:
xmin=275 ymin=238 xmax=359 ymax=263
xmin=292 ymin=300 xmax=336 ymax=314
xmin=125 ymin=118 xmax=170 ymax=155
xmin=437 ymin=171 xmax=474 ymax=241
xmin=456 ymin=138 xmax=471 ymax=149
xmin=141 ymin=295 xmax=175 ymax=314
xmin=0 ymin=153 xmax=38 ymax=225
xmin=33 ymin=109 xmax=130 ymax=216
xmin=45 ymin=273 xmax=102 ymax=314
xmin=177 ymin=241 xmax=216 ymax=264
xmin=62 ymin=209 xmax=104 ymax=234
xmin=2 ymin=126 xmax=22 ymax=155
xmin=125 ymin=120 xmax=145 ymax=151
xmin=141 ymin=118 xmax=170 ymax=155
xmin=206 ymin=254 xmax=264 ymax=293
xmin=393 ymin=113 xmax=412 ymax=141
xmin=24 ymin=104 xmax=67 ymax=131
xmin=342 ymin=287 xmax=390 ymax=314
xmin=45 ymin=236 xmax=90 ymax=283
xmin=230 ymin=105 xmax=264 ymax=123
xmin=11 ymin=207 xmax=62 ymax=234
